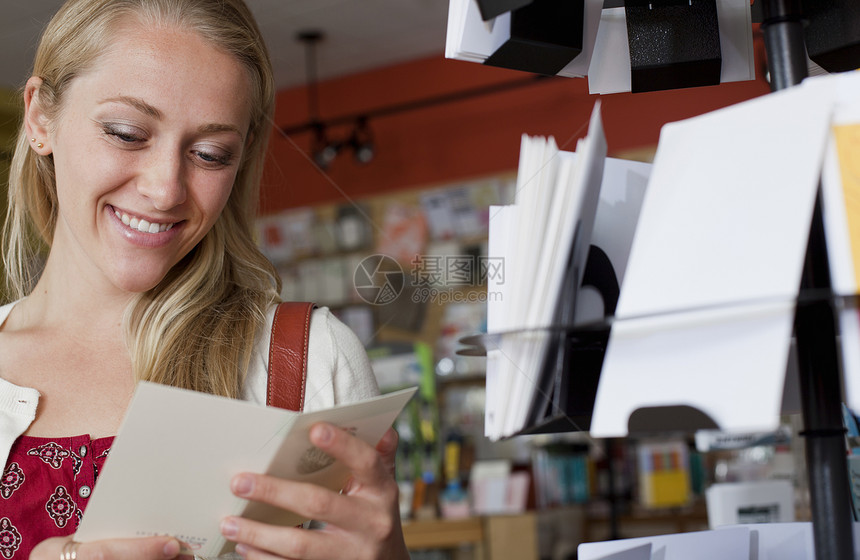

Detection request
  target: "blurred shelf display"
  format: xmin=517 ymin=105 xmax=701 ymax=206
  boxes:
xmin=403 ymin=514 xmax=538 ymax=560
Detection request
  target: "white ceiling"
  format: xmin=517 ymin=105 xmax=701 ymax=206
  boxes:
xmin=0 ymin=0 xmax=450 ymax=91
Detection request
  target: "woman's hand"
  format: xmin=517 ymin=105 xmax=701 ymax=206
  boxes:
xmin=30 ymin=535 xmax=186 ymax=560
xmin=220 ymin=424 xmax=410 ymax=560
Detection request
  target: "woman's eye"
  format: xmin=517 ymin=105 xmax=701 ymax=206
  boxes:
xmin=102 ymin=124 xmax=144 ymax=144
xmin=113 ymin=132 xmax=138 ymax=143
xmin=193 ymin=149 xmax=233 ymax=168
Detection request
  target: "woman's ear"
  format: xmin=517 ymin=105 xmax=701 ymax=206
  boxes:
xmin=24 ymin=77 xmax=53 ymax=156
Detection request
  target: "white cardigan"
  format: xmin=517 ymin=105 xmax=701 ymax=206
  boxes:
xmin=0 ymin=301 xmax=379 ymax=469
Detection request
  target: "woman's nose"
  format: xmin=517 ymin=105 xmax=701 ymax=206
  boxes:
xmin=137 ymin=149 xmax=187 ymax=210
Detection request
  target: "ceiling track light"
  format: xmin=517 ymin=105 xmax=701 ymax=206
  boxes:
xmin=348 ymin=116 xmax=375 ymax=165
xmin=311 ymin=121 xmax=338 ymax=170
xmin=291 ymin=30 xmax=548 ymax=169
xmin=298 ymin=30 xmax=375 ymax=170
xmin=310 ymin=117 xmax=375 ymax=170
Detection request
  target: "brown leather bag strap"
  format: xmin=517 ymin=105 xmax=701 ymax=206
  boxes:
xmin=267 ymin=302 xmax=316 ymax=411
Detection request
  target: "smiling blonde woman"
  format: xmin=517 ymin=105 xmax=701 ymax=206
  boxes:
xmin=0 ymin=2 xmax=408 ymax=559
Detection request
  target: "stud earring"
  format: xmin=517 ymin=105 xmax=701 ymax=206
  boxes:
xmin=30 ymin=138 xmax=35 ymax=143
xmin=37 ymin=142 xmax=44 ymax=149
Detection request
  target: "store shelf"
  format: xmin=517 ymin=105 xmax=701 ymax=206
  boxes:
xmin=402 ymin=514 xmax=538 ymax=560
xmin=402 ymin=516 xmax=484 ymax=550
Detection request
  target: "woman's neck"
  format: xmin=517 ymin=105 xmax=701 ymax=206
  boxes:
xmin=16 ymin=262 xmax=134 ymax=341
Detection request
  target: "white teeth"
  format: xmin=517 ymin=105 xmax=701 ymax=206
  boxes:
xmin=113 ymin=209 xmax=175 ymax=234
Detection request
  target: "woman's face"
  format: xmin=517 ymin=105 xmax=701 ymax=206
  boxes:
xmin=29 ymin=19 xmax=252 ymax=296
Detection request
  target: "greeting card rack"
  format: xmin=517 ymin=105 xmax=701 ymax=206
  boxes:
xmin=460 ymin=1 xmax=858 ymax=558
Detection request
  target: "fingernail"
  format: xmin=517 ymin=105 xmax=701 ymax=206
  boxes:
xmin=163 ymin=539 xmax=181 ymax=558
xmin=220 ymin=518 xmax=238 ymax=538
xmin=232 ymin=474 xmax=253 ymax=496
xmin=313 ymin=424 xmax=333 ymax=445
xmin=236 ymin=544 xmax=249 ymax=558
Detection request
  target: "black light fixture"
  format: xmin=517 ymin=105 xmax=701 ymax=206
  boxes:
xmin=348 ymin=116 xmax=374 ymax=164
xmin=311 ymin=122 xmax=339 ymax=169
xmin=298 ymin=30 xmax=375 ymax=170
xmin=309 ymin=118 xmax=373 ymax=170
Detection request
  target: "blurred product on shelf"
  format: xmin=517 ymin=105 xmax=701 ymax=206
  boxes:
xmin=440 ymin=432 xmax=470 ymax=519
xmin=636 ymin=440 xmax=691 ymax=508
xmin=532 ymin=443 xmax=592 ymax=509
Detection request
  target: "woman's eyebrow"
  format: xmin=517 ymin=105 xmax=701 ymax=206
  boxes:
xmin=99 ymin=95 xmax=162 ymax=119
xmin=197 ymin=122 xmax=244 ymax=138
xmin=98 ymin=96 xmax=244 ymax=138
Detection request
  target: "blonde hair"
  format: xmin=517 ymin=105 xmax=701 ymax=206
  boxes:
xmin=2 ymin=0 xmax=281 ymax=397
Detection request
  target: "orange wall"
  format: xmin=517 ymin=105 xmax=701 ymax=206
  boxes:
xmin=260 ymin=28 xmax=771 ymax=213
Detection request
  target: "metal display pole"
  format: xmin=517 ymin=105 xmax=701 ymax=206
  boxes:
xmin=761 ymin=1 xmax=855 ymax=558
xmin=794 ymin=199 xmax=855 ymax=560
xmin=760 ymin=0 xmax=808 ymax=89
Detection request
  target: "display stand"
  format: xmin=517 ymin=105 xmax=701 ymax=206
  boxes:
xmin=456 ymin=2 xmax=859 ymax=557
xmin=462 ymin=3 xmax=858 ymax=556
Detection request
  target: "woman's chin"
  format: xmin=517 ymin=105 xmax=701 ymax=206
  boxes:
xmin=111 ymin=270 xmax=169 ymax=295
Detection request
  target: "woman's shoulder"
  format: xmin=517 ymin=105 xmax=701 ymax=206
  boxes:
xmin=243 ymin=303 xmax=379 ymax=410
xmin=264 ymin=303 xmax=360 ymax=361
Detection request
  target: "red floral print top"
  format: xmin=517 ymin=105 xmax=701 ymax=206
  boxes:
xmin=0 ymin=435 xmax=113 ymax=559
